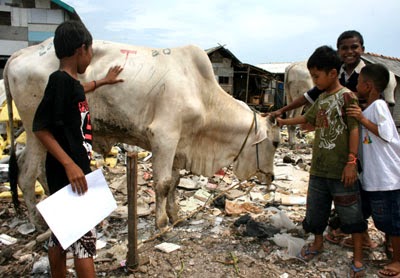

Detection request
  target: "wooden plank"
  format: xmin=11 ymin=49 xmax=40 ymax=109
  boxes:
xmin=0 ymin=26 xmax=28 ymax=41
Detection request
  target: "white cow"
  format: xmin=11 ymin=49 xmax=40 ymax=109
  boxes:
xmin=283 ymin=61 xmax=313 ymax=146
xmin=4 ymin=38 xmax=280 ymax=231
xmin=284 ymin=61 xmax=396 ymax=146
xmin=386 ymin=71 xmax=397 ymax=106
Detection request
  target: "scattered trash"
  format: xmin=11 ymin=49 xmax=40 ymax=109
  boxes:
xmin=272 ymin=233 xmax=305 ymax=257
xmin=17 ymin=223 xmax=36 ymax=235
xmin=212 ymin=194 xmax=226 ymax=209
xmin=274 ymin=192 xmax=306 ymax=206
xmin=31 ymin=256 xmax=50 ymax=274
xmin=234 ymin=214 xmax=280 ymax=238
xmin=193 ymin=188 xmax=211 ymax=202
xmin=178 ymin=178 xmax=200 ymax=190
xmin=0 ymin=233 xmax=17 ymax=245
xmin=155 ymin=242 xmax=181 ymax=253
xmin=225 ymin=200 xmax=263 ymax=215
xmin=268 ymin=208 xmax=298 ymax=230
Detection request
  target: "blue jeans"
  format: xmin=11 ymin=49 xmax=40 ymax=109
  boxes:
xmin=303 ymin=175 xmax=367 ymax=235
xmin=367 ymin=189 xmax=400 ymax=236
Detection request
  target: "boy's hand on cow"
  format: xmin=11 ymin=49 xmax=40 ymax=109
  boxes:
xmin=346 ymin=104 xmax=363 ymax=121
xmin=104 ymin=65 xmax=124 ymax=84
xmin=268 ymin=109 xmax=283 ymax=118
xmin=64 ymin=162 xmax=88 ymax=195
xmin=341 ymin=163 xmax=357 ymax=187
xmin=276 ymin=117 xmax=284 ymax=127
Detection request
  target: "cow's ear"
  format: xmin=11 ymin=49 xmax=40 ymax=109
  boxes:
xmin=252 ymin=127 xmax=267 ymax=145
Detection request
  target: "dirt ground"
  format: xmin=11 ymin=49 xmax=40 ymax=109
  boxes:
xmin=0 ymin=141 xmax=392 ymax=278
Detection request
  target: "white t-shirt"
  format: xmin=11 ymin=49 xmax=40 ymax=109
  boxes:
xmin=359 ymin=99 xmax=400 ymax=191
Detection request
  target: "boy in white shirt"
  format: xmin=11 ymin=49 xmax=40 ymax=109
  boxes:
xmin=347 ymin=63 xmax=400 ymax=278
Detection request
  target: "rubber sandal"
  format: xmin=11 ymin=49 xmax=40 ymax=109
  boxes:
xmin=297 ymin=244 xmax=322 ymax=262
xmin=325 ymin=229 xmax=348 ymax=244
xmin=349 ymin=262 xmax=366 ymax=278
xmin=343 ymin=237 xmax=378 ymax=250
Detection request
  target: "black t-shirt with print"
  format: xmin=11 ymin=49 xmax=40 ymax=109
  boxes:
xmin=33 ymin=70 xmax=92 ymax=194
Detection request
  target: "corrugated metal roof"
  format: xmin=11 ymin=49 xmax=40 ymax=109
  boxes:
xmin=361 ymin=52 xmax=400 ymax=77
xmin=205 ymin=45 xmax=242 ymax=65
xmin=256 ymin=62 xmax=292 ymax=74
xmin=51 ymin=0 xmax=76 ymax=13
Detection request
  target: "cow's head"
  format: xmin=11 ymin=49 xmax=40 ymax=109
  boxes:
xmin=233 ymin=114 xmax=280 ymax=185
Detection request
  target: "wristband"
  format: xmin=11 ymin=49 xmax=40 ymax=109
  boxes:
xmin=93 ymin=80 xmax=97 ymax=90
xmin=348 ymin=153 xmax=357 ymax=159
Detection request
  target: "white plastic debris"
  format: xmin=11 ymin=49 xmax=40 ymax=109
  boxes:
xmin=17 ymin=223 xmax=36 ymax=235
xmin=155 ymin=242 xmax=181 ymax=253
xmin=0 ymin=233 xmax=17 ymax=245
xmin=31 ymin=256 xmax=50 ymax=274
xmin=272 ymin=233 xmax=305 ymax=257
xmin=269 ymin=210 xmax=297 ymax=230
xmin=178 ymin=178 xmax=199 ymax=190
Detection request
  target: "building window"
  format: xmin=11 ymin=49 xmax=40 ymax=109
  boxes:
xmin=218 ymin=76 xmax=229 ymax=84
xmin=0 ymin=11 xmax=11 ymax=25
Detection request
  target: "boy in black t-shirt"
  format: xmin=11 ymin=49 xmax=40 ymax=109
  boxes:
xmin=33 ymin=20 xmax=123 ymax=277
xmin=270 ymin=30 xmax=366 ymax=117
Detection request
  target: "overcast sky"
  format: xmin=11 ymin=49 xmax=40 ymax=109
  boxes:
xmin=63 ymin=0 xmax=400 ymax=65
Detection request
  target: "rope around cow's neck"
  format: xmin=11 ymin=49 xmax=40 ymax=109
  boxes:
xmin=233 ymin=112 xmax=256 ymax=163
xmin=142 ymin=111 xmax=261 ymax=245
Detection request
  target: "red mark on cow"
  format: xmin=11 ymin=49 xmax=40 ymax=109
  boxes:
xmin=120 ymin=49 xmax=137 ymax=67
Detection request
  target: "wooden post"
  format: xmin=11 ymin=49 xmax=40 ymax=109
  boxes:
xmin=126 ymin=152 xmax=139 ymax=269
xmin=245 ymin=65 xmax=250 ymax=103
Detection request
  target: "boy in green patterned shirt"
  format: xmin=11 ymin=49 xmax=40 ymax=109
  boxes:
xmin=277 ymin=46 xmax=367 ymax=277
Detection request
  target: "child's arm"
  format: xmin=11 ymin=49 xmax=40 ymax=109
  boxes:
xmin=277 ymin=115 xmax=307 ymax=127
xmin=341 ymin=127 xmax=359 ymax=187
xmin=347 ymin=104 xmax=379 ymax=137
xmin=34 ymin=130 xmax=88 ymax=195
xmin=83 ymin=65 xmax=124 ymax=93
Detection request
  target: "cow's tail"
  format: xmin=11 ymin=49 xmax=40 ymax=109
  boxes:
xmin=3 ymin=58 xmax=20 ymax=210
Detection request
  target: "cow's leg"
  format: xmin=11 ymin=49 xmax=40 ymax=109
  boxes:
xmin=147 ymin=125 xmax=179 ymax=231
xmin=287 ymin=108 xmax=297 ymax=147
xmin=17 ymin=138 xmax=48 ymax=231
xmin=288 ymin=125 xmax=296 ymax=147
xmin=166 ymin=169 xmax=180 ymax=225
xmin=37 ymin=160 xmax=49 ymax=195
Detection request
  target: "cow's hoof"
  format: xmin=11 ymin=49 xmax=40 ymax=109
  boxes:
xmin=160 ymin=229 xmax=178 ymax=241
xmin=172 ymin=219 xmax=188 ymax=227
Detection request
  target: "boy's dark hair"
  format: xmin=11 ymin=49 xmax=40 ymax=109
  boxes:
xmin=53 ymin=20 xmax=93 ymax=59
xmin=336 ymin=30 xmax=364 ymax=48
xmin=360 ymin=63 xmax=390 ymax=93
xmin=307 ymin=45 xmax=342 ymax=73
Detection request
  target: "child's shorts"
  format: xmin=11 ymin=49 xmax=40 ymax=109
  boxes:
xmin=48 ymin=228 xmax=96 ymax=259
xmin=303 ymin=175 xmax=367 ymax=235
xmin=367 ymin=189 xmax=400 ymax=236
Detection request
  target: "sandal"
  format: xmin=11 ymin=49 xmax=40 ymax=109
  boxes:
xmin=343 ymin=237 xmax=378 ymax=250
xmin=325 ymin=229 xmax=348 ymax=244
xmin=297 ymin=244 xmax=322 ymax=262
xmin=349 ymin=262 xmax=366 ymax=278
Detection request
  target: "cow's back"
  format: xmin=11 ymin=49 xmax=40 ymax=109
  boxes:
xmin=5 ymin=39 xmax=216 ymax=133
xmin=5 ymin=39 xmax=59 ymax=131
xmin=284 ymin=61 xmax=313 ymax=102
xmin=5 ymin=38 xmax=225 ymax=156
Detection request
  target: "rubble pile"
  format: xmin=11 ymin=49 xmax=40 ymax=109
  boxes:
xmin=0 ymin=133 xmax=391 ymax=277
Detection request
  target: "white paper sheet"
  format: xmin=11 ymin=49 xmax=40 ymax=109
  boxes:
xmin=36 ymin=169 xmax=117 ymax=250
